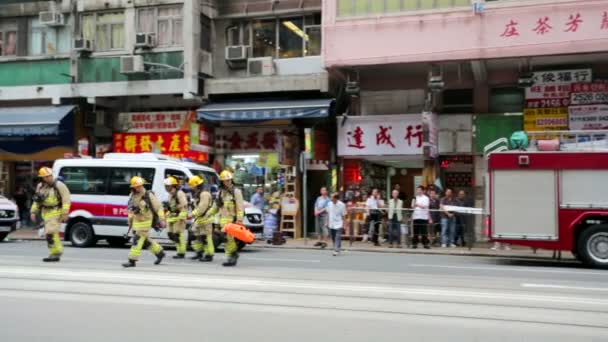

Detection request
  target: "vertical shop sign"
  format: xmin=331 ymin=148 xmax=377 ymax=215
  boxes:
xmin=304 ymin=128 xmax=314 ymax=160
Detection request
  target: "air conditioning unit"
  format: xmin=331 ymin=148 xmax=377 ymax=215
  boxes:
xmin=225 ymin=45 xmax=247 ymax=61
xmin=135 ymin=33 xmax=155 ymax=48
xmin=120 ymin=55 xmax=145 ymax=74
xmin=247 ymin=57 xmax=274 ymax=76
xmin=73 ymin=38 xmax=93 ymax=52
xmin=39 ymin=11 xmax=65 ymax=26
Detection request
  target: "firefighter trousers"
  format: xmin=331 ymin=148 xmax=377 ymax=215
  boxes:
xmin=43 ymin=211 xmax=63 ymax=256
xmin=129 ymin=230 xmax=163 ymax=261
xmin=192 ymin=223 xmax=214 ymax=256
xmin=167 ymin=220 xmax=187 ymax=255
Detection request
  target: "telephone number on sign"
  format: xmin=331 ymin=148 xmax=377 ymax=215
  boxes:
xmin=536 ymin=118 xmax=568 ymax=126
xmin=571 ymin=92 xmax=608 ymax=105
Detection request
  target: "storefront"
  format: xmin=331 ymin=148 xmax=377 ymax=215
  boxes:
xmin=337 ymin=113 xmax=438 ymax=202
xmin=112 ymin=111 xmax=208 ymax=163
xmin=0 ymin=105 xmax=80 ymax=195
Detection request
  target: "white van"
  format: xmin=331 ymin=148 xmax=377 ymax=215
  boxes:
xmin=53 ymin=153 xmax=262 ymax=248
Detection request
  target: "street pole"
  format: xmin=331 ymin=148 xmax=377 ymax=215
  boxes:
xmin=301 ymin=151 xmax=308 ymax=245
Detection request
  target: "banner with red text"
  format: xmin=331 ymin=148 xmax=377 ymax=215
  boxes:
xmin=113 ymin=131 xmax=208 ymax=162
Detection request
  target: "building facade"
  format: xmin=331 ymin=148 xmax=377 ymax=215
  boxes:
xmin=323 ymin=0 xmax=608 ymax=238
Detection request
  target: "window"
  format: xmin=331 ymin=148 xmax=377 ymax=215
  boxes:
xmin=442 ymin=89 xmax=474 ymax=114
xmin=137 ymin=5 xmax=183 ymax=47
xmin=28 ymin=17 xmax=70 ymax=56
xmin=278 ymin=17 xmax=304 ymax=58
xmin=189 ymin=169 xmax=218 ymax=187
xmin=164 ymin=169 xmax=187 ymax=185
xmin=252 ymin=19 xmax=276 ymax=58
xmin=59 ymin=167 xmax=109 ymax=195
xmin=82 ymin=11 xmax=125 ymax=51
xmin=337 ymin=0 xmax=470 ymax=16
xmin=226 ymin=22 xmax=251 ymax=47
xmin=304 ymin=14 xmax=321 ymax=57
xmin=108 ymin=168 xmax=155 ymax=196
xmin=0 ymin=20 xmax=17 ymax=56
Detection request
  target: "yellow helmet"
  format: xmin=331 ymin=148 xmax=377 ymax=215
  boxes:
xmin=130 ymin=176 xmax=145 ymax=188
xmin=188 ymin=175 xmax=204 ymax=188
xmin=164 ymin=176 xmax=179 ymax=186
xmin=38 ymin=167 xmax=53 ymax=177
xmin=219 ymin=170 xmax=233 ymax=181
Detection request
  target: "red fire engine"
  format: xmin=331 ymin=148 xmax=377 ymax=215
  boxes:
xmin=486 ymin=131 xmax=608 ymax=268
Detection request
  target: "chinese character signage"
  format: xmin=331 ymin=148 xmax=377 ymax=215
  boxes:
xmin=525 ymin=69 xmax=592 ymax=108
xmin=116 ymin=111 xmax=195 ymax=133
xmin=337 ymin=115 xmax=426 ymax=156
xmin=189 ymin=123 xmax=215 ymax=154
xmin=113 ymin=131 xmax=208 ymax=162
xmin=568 ymin=105 xmax=608 ymax=130
xmin=215 ymin=127 xmax=283 ymax=153
xmin=523 ymin=108 xmax=569 ymax=131
xmin=570 ymin=82 xmax=608 ymax=105
xmin=500 ymin=11 xmax=606 ymax=39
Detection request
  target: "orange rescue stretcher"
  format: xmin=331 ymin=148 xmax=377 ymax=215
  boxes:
xmin=223 ymin=223 xmax=255 ymax=244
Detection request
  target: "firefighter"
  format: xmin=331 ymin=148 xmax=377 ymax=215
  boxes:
xmin=30 ymin=167 xmax=71 ymax=262
xmin=164 ymin=176 xmax=188 ymax=259
xmin=122 ymin=176 xmax=166 ymax=268
xmin=217 ymin=170 xmax=244 ymax=267
xmin=188 ymin=175 xmax=216 ymax=262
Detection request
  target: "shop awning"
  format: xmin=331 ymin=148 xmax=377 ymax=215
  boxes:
xmin=0 ymin=105 xmax=75 ymax=136
xmin=197 ymin=99 xmax=333 ymax=122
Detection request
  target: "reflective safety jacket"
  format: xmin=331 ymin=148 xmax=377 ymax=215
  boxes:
xmin=167 ymin=190 xmax=188 ymax=223
xmin=128 ymin=190 xmax=165 ymax=231
xmin=217 ymin=186 xmax=244 ymax=225
xmin=31 ymin=180 xmax=71 ymax=220
xmin=192 ymin=190 xmax=215 ymax=225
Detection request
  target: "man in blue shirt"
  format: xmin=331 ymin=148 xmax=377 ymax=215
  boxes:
xmin=250 ymin=187 xmax=265 ymax=211
xmin=314 ymin=187 xmax=330 ymax=248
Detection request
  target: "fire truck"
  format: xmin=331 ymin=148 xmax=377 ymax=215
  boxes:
xmin=485 ymin=131 xmax=608 ymax=268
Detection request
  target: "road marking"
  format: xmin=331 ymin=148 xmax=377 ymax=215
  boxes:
xmin=409 ymin=264 xmax=608 ymax=276
xmin=0 ymin=254 xmax=320 ymax=264
xmin=248 ymin=257 xmax=320 ymax=263
xmin=521 ymin=283 xmax=608 ymax=292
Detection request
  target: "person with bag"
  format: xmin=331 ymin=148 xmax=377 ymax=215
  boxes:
xmin=122 ymin=176 xmax=166 ymax=268
xmin=189 ymin=175 xmax=216 ymax=262
xmin=216 ymin=170 xmax=245 ymax=267
xmin=163 ymin=176 xmax=188 ymax=259
xmin=387 ymin=189 xmax=403 ymax=248
xmin=30 ymin=167 xmax=71 ymax=262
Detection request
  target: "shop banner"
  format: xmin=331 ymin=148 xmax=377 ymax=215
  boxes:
xmin=523 ymin=108 xmax=568 ymax=131
xmin=116 ymin=111 xmax=195 ymax=133
xmin=337 ymin=114 xmax=425 ymax=156
xmin=568 ymin=105 xmax=608 ymax=130
xmin=113 ymin=131 xmax=208 ymax=162
xmin=215 ymin=127 xmax=283 ymax=153
xmin=570 ymin=82 xmax=608 ymax=105
xmin=525 ymin=98 xmax=570 ymax=108
xmin=189 ymin=123 xmax=215 ymax=153
xmin=525 ymin=69 xmax=592 ymax=100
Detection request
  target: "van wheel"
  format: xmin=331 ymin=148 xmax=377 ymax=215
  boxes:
xmin=577 ymin=224 xmax=608 ymax=269
xmin=70 ymin=222 xmax=96 ymax=248
xmin=0 ymin=232 xmax=8 ymax=242
xmin=106 ymin=237 xmax=128 ymax=248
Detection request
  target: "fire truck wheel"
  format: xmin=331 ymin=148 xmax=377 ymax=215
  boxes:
xmin=578 ymin=224 xmax=608 ymax=269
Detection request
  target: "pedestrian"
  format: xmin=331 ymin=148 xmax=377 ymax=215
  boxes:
xmin=30 ymin=167 xmax=71 ymax=262
xmin=387 ymin=189 xmax=403 ymax=248
xmin=411 ymin=186 xmax=431 ymax=249
xmin=428 ymin=188 xmax=442 ymax=246
xmin=14 ymin=186 xmax=28 ymax=227
xmin=122 ymin=176 xmax=166 ymax=268
xmin=440 ymin=188 xmax=458 ymax=248
xmin=327 ymin=192 xmax=347 ymax=256
xmin=313 ymin=186 xmax=330 ymax=248
xmin=364 ymin=188 xmax=383 ymax=246
xmin=189 ymin=175 xmax=216 ymax=262
xmin=216 ymin=170 xmax=245 ymax=267
xmin=250 ymin=186 xmax=265 ymax=211
xmin=393 ymin=183 xmax=406 ymax=201
xmin=456 ymin=190 xmax=474 ymax=247
xmin=163 ymin=176 xmax=188 ymax=259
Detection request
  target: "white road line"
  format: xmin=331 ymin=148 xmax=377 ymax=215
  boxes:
xmin=521 ymin=283 xmax=608 ymax=292
xmin=410 ymin=264 xmax=608 ymax=276
xmin=248 ymin=257 xmax=320 ymax=263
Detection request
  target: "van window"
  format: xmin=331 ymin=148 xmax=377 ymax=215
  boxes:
xmin=59 ymin=167 xmax=109 ymax=194
xmin=109 ymin=168 xmax=155 ymax=196
xmin=165 ymin=169 xmax=187 ymax=186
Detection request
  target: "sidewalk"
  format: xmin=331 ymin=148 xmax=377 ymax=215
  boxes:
xmin=8 ymin=228 xmax=574 ymax=261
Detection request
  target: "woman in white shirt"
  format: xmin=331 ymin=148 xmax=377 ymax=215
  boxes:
xmin=387 ymin=190 xmax=403 ymax=248
xmin=327 ymin=193 xmax=347 ymax=256
xmin=411 ymin=185 xmax=431 ymax=249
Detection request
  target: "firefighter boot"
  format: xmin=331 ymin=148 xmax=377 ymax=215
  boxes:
xmin=42 ymin=256 xmax=60 ymax=262
xmin=154 ymin=251 xmax=166 ymax=265
xmin=200 ymin=254 xmax=213 ymax=262
xmin=122 ymin=259 xmax=136 ymax=268
xmin=190 ymin=251 xmax=203 ymax=260
xmin=173 ymin=253 xmax=185 ymax=259
xmin=222 ymin=253 xmax=239 ymax=267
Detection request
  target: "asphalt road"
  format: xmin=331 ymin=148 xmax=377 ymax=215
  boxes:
xmin=0 ymin=240 xmax=607 ymax=341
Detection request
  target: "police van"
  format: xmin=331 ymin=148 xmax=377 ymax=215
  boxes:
xmin=52 ymin=153 xmax=262 ymax=248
